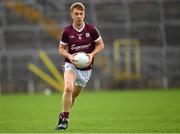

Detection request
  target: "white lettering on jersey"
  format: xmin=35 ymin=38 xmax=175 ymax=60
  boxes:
xmin=69 ymin=35 xmax=75 ymax=38
xmin=71 ymin=43 xmax=91 ymax=51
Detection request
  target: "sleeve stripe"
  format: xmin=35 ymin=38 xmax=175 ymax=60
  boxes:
xmin=60 ymin=40 xmax=68 ymax=45
xmin=94 ymin=36 xmax=101 ymax=42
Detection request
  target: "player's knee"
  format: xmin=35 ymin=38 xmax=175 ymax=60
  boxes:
xmin=64 ymin=86 xmax=73 ymax=95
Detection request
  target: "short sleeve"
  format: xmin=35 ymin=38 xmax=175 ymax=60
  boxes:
xmin=91 ymin=27 xmax=101 ymax=42
xmin=60 ymin=30 xmax=68 ymax=45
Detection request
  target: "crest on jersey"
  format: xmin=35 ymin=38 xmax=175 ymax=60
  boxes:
xmin=77 ymin=34 xmax=82 ymax=40
xmin=86 ymin=33 xmax=90 ymax=38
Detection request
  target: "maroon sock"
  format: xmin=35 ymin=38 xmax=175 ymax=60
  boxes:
xmin=62 ymin=112 xmax=69 ymax=119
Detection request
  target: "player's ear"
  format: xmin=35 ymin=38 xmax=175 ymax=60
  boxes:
xmin=70 ymin=12 xmax=74 ymax=19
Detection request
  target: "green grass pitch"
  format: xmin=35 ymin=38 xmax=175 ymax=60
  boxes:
xmin=0 ymin=89 xmax=180 ymax=133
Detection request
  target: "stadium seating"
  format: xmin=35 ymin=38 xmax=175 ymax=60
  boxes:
xmin=0 ymin=0 xmax=180 ymax=93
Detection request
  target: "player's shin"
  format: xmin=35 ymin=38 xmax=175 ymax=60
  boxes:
xmin=62 ymin=87 xmax=73 ymax=113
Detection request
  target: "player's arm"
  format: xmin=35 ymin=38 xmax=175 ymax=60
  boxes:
xmin=59 ymin=44 xmax=70 ymax=59
xmin=59 ymin=29 xmax=77 ymax=65
xmin=59 ymin=44 xmax=77 ymax=65
xmin=88 ymin=37 xmax=104 ymax=64
xmin=91 ymin=37 xmax=104 ymax=57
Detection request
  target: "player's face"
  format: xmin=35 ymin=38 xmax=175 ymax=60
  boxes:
xmin=71 ymin=8 xmax=85 ymax=26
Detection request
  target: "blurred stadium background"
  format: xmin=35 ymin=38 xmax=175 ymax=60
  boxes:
xmin=0 ymin=0 xmax=180 ymax=94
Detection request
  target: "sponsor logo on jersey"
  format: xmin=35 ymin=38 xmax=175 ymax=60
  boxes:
xmin=69 ymin=35 xmax=75 ymax=38
xmin=71 ymin=43 xmax=91 ymax=51
xmin=86 ymin=33 xmax=90 ymax=38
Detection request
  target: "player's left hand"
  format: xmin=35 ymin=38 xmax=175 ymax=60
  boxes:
xmin=86 ymin=53 xmax=93 ymax=66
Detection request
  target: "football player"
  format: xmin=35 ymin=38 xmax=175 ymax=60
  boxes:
xmin=56 ymin=2 xmax=104 ymax=130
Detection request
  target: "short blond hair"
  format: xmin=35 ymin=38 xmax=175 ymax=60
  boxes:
xmin=70 ymin=2 xmax=85 ymax=12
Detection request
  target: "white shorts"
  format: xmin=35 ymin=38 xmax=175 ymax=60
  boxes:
xmin=64 ymin=62 xmax=92 ymax=88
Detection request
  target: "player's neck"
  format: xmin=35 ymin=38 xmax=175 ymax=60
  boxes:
xmin=73 ymin=22 xmax=85 ymax=30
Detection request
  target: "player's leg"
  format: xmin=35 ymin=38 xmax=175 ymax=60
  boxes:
xmin=71 ymin=85 xmax=83 ymax=107
xmin=57 ymin=70 xmax=75 ymax=130
xmin=71 ymin=69 xmax=92 ymax=107
xmin=62 ymin=70 xmax=75 ymax=112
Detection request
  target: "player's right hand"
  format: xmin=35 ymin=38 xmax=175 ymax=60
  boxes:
xmin=69 ymin=54 xmax=78 ymax=66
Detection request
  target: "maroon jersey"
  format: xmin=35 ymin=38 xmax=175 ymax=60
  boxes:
xmin=60 ymin=23 xmax=101 ymax=70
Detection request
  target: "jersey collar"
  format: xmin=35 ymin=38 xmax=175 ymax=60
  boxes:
xmin=72 ymin=22 xmax=85 ymax=33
